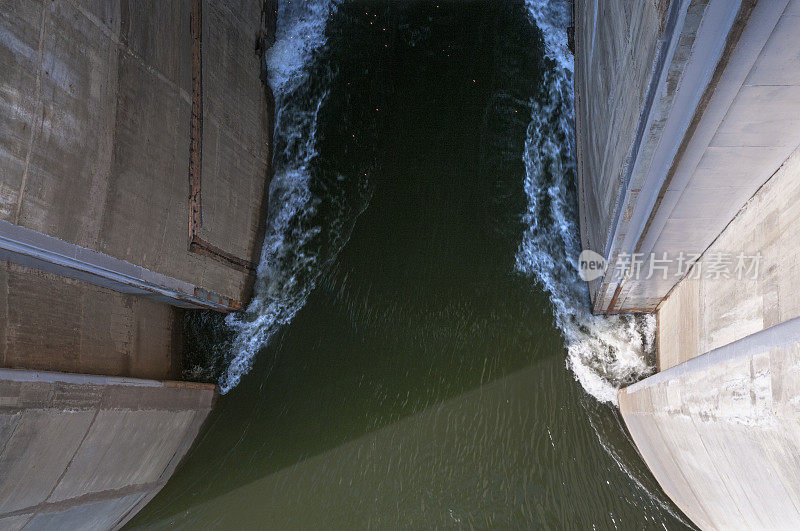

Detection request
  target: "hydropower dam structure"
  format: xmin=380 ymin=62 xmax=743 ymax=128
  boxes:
xmin=0 ymin=0 xmax=271 ymax=528
xmin=576 ymin=0 xmax=800 ymax=527
xmin=1 ymin=0 xmax=799 ymax=528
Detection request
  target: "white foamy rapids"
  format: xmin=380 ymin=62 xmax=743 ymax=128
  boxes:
xmin=524 ymin=0 xmax=573 ymax=74
xmin=266 ymin=0 xmax=340 ymax=93
xmin=518 ymin=1 xmax=655 ymax=405
xmin=221 ymin=0 xmax=340 ymax=393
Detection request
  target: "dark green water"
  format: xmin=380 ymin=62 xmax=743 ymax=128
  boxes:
xmin=130 ymin=1 xmax=690 ymax=528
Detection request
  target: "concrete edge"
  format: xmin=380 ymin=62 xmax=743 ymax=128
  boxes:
xmin=112 ymin=398 xmax=218 ymax=530
xmin=0 ymin=367 xmax=217 ymax=392
xmin=594 ymin=0 xmax=690 ymax=313
xmin=0 ymin=219 xmax=240 ymax=312
xmin=0 ymin=370 xmax=219 ymax=528
xmin=622 ymin=314 xmax=800 ymax=395
xmin=613 ymin=0 xmax=788 ymax=314
xmin=611 ymin=0 xmax=743 ymax=310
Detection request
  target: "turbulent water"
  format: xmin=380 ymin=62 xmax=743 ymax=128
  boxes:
xmin=516 ymin=0 xmax=656 ymax=404
xmin=136 ymin=2 xmax=690 ymax=528
xmin=221 ymin=0 xmax=367 ymax=392
xmin=222 ymin=0 xmax=656 ymax=403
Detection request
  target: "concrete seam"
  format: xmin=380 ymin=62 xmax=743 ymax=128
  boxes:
xmin=5 ymin=482 xmax=164 ymax=520
xmin=14 ymin=2 xmax=48 ymax=225
xmin=657 ymin=139 xmax=797 ymax=308
xmin=44 ymin=407 xmax=100 ymax=504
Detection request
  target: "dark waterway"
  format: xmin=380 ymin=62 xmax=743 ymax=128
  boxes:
xmin=130 ymin=1 xmax=690 ymax=528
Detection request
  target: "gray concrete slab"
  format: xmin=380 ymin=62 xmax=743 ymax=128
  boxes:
xmin=0 ymin=369 xmax=216 ymax=528
xmin=658 ymin=145 xmax=800 ymax=370
xmin=0 ymin=409 xmax=94 ymax=514
xmin=0 ymin=0 xmax=269 ymax=308
xmin=49 ymin=409 xmax=198 ymax=502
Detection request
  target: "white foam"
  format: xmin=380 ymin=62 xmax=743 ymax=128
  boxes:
xmin=524 ymin=0 xmax=574 ymax=74
xmin=266 ymin=0 xmax=340 ymax=93
xmin=221 ymin=0 xmax=341 ymax=393
xmin=518 ymin=0 xmax=656 ymax=405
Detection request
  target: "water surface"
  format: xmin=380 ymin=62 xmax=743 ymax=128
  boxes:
xmin=130 ymin=1 xmax=690 ymax=528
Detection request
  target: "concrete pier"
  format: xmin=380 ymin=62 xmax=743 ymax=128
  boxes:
xmin=576 ymin=0 xmax=800 ymax=528
xmin=576 ymin=0 xmax=800 ymax=314
xmin=0 ymin=0 xmax=271 ymax=311
xmin=0 ymin=0 xmax=272 ymax=527
xmin=619 ymin=317 xmax=800 ymax=529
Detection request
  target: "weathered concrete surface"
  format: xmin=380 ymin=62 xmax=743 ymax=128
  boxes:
xmin=0 ymin=369 xmax=216 ymax=530
xmin=0 ymin=0 xmax=270 ymax=309
xmin=574 ymin=0 xmax=671 ymax=305
xmin=0 ymin=218 xmax=241 ymax=311
xmin=576 ymin=0 xmax=800 ymax=313
xmin=0 ymin=259 xmax=181 ymax=379
xmin=658 ymin=144 xmax=800 ymax=371
xmin=614 ymin=0 xmax=800 ymax=313
xmin=620 ymin=317 xmax=800 ymax=529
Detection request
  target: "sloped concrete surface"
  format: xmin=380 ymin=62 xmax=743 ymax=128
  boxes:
xmin=576 ymin=0 xmax=800 ymax=313
xmin=0 ymin=259 xmax=182 ymax=380
xmin=0 ymin=369 xmax=216 ymax=530
xmin=658 ymin=145 xmax=800 ymax=371
xmin=620 ymin=317 xmax=800 ymax=529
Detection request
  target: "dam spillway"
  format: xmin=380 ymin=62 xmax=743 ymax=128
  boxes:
xmin=1 ymin=0 xmax=799 ymax=527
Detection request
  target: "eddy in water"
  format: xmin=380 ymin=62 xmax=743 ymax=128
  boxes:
xmin=132 ymin=1 xmax=691 ymax=528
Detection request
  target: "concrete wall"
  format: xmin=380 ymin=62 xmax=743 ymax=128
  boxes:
xmin=619 ymin=317 xmax=800 ymax=529
xmin=0 ymin=0 xmax=270 ymax=310
xmin=0 ymin=259 xmax=181 ymax=380
xmin=576 ymin=0 xmax=800 ymax=313
xmin=574 ymin=0 xmax=670 ymax=304
xmin=0 ymin=369 xmax=215 ymax=530
xmin=0 ymin=2 xmax=265 ymax=527
xmin=583 ymin=2 xmax=800 ymax=527
xmin=658 ymin=145 xmax=800 ymax=371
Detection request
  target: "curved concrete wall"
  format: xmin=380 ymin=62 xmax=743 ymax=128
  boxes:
xmin=0 ymin=369 xmax=216 ymax=530
xmin=576 ymin=0 xmax=800 ymax=313
xmin=620 ymin=317 xmax=800 ymax=529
